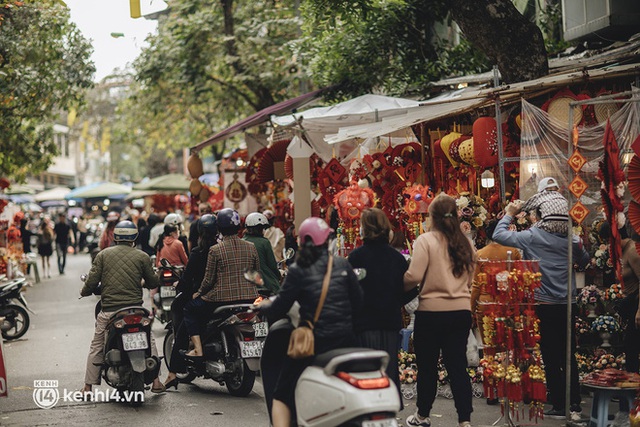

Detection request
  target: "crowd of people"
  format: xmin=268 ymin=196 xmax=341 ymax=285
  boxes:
xmin=17 ymin=174 xmax=638 ymax=427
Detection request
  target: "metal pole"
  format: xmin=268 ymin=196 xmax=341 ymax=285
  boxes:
xmin=565 ymin=104 xmax=574 ymax=423
xmin=494 ymin=66 xmax=506 ymax=202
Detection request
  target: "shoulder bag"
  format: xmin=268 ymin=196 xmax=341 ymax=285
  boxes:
xmin=287 ymin=254 xmax=333 ymax=359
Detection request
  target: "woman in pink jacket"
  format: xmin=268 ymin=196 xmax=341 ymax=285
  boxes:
xmin=403 ymin=194 xmax=477 ymax=427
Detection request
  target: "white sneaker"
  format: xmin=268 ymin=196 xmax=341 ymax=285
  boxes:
xmin=459 ymin=422 xmax=472 ymax=427
xmin=406 ymin=412 xmax=431 ymax=427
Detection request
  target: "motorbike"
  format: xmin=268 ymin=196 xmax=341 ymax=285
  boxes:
xmin=162 ymin=300 xmax=266 ymax=397
xmin=0 ymin=276 xmax=32 ymax=340
xmin=247 ymin=269 xmax=401 ymax=427
xmin=80 ymin=275 xmax=160 ymax=406
xmin=154 ymin=259 xmax=183 ymax=324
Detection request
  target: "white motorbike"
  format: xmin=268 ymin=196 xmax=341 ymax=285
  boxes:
xmin=246 ymin=269 xmax=400 ymax=427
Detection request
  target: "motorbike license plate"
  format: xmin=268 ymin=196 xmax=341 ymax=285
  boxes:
xmin=160 ymin=286 xmax=176 ymax=298
xmin=252 ymin=321 xmax=268 ymax=337
xmin=362 ymin=419 xmax=398 ymax=427
xmin=122 ymin=332 xmax=148 ymax=351
xmin=240 ymin=340 xmax=264 ymax=358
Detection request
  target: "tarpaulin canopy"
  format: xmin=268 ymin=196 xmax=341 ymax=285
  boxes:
xmin=271 ymin=94 xmax=422 ymax=161
xmin=132 ymin=173 xmax=190 ymax=193
xmin=65 ymin=182 xmax=131 ymax=200
xmin=191 ymin=87 xmax=327 ymax=154
xmin=34 ymin=186 xmax=71 ymax=202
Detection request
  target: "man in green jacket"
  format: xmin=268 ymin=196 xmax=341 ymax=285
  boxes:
xmin=243 ymin=212 xmax=281 ymax=294
xmin=79 ymin=221 xmax=164 ymax=396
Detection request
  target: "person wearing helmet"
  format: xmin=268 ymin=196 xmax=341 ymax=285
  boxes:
xmin=162 ymin=213 xmax=218 ymax=388
xmin=188 ymin=202 xmax=212 ymax=252
xmin=257 ymin=217 xmax=363 ymax=426
xmin=80 ymin=221 xmax=166 ymax=395
xmin=183 ymin=208 xmax=260 ymax=357
xmin=243 ymin=212 xmax=281 ymax=295
xmin=161 ymin=212 xmax=189 ymax=256
xmin=263 ymin=209 xmax=286 ymax=262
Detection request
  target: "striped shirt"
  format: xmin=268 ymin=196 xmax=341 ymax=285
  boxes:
xmin=198 ymin=234 xmax=260 ymax=302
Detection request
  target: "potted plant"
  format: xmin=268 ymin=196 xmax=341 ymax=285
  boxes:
xmin=591 ymin=315 xmax=621 ymax=348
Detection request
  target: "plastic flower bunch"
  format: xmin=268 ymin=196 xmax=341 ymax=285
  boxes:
xmin=591 ymin=315 xmax=621 ymax=333
xmin=512 ymin=211 xmax=532 ymax=232
xmin=578 ymin=285 xmax=603 ymax=306
xmin=592 ymin=353 xmax=619 ymax=370
xmin=604 ymin=283 xmax=623 ymax=301
xmin=467 ymin=366 xmax=483 ymax=384
xmin=575 ymin=317 xmax=591 ymax=336
xmin=615 ymin=353 xmax=626 ymax=370
xmin=398 ymin=350 xmax=416 ymax=369
xmin=400 ymin=367 xmax=418 ymax=384
xmin=456 ymin=192 xmax=488 ymax=232
xmin=591 ymin=244 xmax=613 ymax=271
xmin=575 ymin=353 xmax=593 ymax=378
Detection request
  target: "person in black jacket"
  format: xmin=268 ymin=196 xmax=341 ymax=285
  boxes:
xmin=258 ymin=217 xmax=363 ymax=427
xmin=348 ymin=208 xmax=409 ymax=408
xmin=162 ymin=214 xmax=218 ymax=389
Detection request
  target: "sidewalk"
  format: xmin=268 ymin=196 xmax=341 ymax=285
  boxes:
xmin=397 ymin=393 xmax=601 ymax=426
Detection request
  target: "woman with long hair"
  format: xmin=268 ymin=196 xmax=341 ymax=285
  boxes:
xmin=162 ymin=214 xmax=218 ymax=389
xmin=37 ymin=220 xmax=54 ymax=279
xmin=348 ymin=208 xmax=409 ymax=408
xmin=403 ymin=194 xmax=476 ymax=427
xmin=258 ymin=217 xmax=363 ymax=427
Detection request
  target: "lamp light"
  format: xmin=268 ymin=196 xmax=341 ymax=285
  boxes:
xmin=481 ymin=170 xmax=495 ymax=189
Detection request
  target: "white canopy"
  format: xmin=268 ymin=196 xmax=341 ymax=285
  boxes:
xmin=34 ymin=186 xmax=71 ymax=202
xmin=271 ymin=94 xmax=421 ymax=161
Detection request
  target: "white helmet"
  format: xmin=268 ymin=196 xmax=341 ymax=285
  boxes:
xmin=164 ymin=213 xmax=183 ymax=226
xmin=245 ymin=212 xmax=269 ymax=228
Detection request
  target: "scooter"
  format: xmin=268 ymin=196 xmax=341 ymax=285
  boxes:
xmin=162 ymin=300 xmax=266 ymax=396
xmin=80 ymin=276 xmax=160 ymax=406
xmin=0 ymin=276 xmax=32 ymax=340
xmin=248 ymin=269 xmax=401 ymax=427
xmin=154 ymin=259 xmax=183 ymax=324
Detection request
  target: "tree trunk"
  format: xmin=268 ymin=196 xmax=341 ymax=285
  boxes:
xmin=449 ymin=0 xmax=548 ymax=84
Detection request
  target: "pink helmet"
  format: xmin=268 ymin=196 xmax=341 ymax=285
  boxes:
xmin=298 ymin=217 xmax=333 ymax=246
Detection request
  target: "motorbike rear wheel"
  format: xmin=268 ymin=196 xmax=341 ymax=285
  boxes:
xmin=224 ymin=344 xmax=256 ymax=397
xmin=162 ymin=330 xmax=196 ymax=383
xmin=1 ymin=304 xmax=30 ymax=340
xmin=129 ymin=372 xmax=145 ymax=407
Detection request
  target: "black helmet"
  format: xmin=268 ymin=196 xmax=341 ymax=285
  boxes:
xmin=216 ymin=208 xmax=241 ymax=235
xmin=198 ymin=214 xmax=217 ymax=235
xmin=114 ymin=220 xmax=138 ymax=243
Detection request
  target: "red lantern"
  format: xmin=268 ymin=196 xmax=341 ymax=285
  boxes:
xmin=473 ymin=117 xmax=499 ymax=168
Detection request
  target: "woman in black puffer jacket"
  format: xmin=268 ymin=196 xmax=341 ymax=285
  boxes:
xmin=259 ymin=217 xmax=363 ymax=427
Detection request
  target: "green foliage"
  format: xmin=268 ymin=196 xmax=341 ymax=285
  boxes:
xmin=301 ymin=0 xmax=489 ymax=99
xmin=126 ymin=0 xmax=307 ymax=161
xmin=0 ymin=0 xmax=94 ymax=181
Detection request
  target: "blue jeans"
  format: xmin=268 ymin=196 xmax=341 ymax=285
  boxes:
xmin=56 ymin=243 xmax=68 ymax=273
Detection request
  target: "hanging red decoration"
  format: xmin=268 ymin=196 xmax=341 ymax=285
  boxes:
xmin=473 ymin=117 xmax=499 ymax=168
xmin=597 ymin=119 xmax=626 ymax=287
xmin=334 ymin=182 xmax=376 ymax=251
xmin=256 ymin=140 xmax=291 ymax=183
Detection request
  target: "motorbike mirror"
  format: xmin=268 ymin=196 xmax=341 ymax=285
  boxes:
xmin=160 ymin=258 xmax=170 ymax=267
xmin=244 ymin=269 xmax=264 ymax=286
xmin=353 ymin=268 xmax=367 ymax=281
xmin=80 ymin=274 xmax=87 ymax=282
xmin=328 ymin=238 xmax=338 ymax=256
xmin=283 ymin=247 xmax=295 ymax=260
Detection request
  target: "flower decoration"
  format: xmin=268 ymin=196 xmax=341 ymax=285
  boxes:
xmin=592 ymin=244 xmax=613 ymax=271
xmin=578 ymin=285 xmax=603 ymax=306
xmin=455 ymin=192 xmax=488 ymax=232
xmin=398 ymin=350 xmax=418 ymax=384
xmin=604 ymin=283 xmax=623 ymax=301
xmin=575 ymin=317 xmax=591 ymax=336
xmin=591 ymin=315 xmax=621 ymax=334
xmin=575 ymin=353 xmax=593 ymax=379
xmin=513 ymin=211 xmax=532 ymax=232
xmin=592 ymin=352 xmax=620 ymax=370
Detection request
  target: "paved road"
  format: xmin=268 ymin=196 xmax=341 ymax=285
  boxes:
xmin=0 ymin=251 xmax=585 ymax=426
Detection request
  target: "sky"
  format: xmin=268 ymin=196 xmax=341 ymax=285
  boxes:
xmin=63 ymin=0 xmax=166 ymax=82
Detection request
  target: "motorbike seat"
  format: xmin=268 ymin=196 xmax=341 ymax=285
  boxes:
xmin=212 ymin=303 xmax=253 ymax=316
xmin=312 ymin=348 xmax=388 ymax=374
xmin=0 ymin=279 xmax=23 ymax=292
